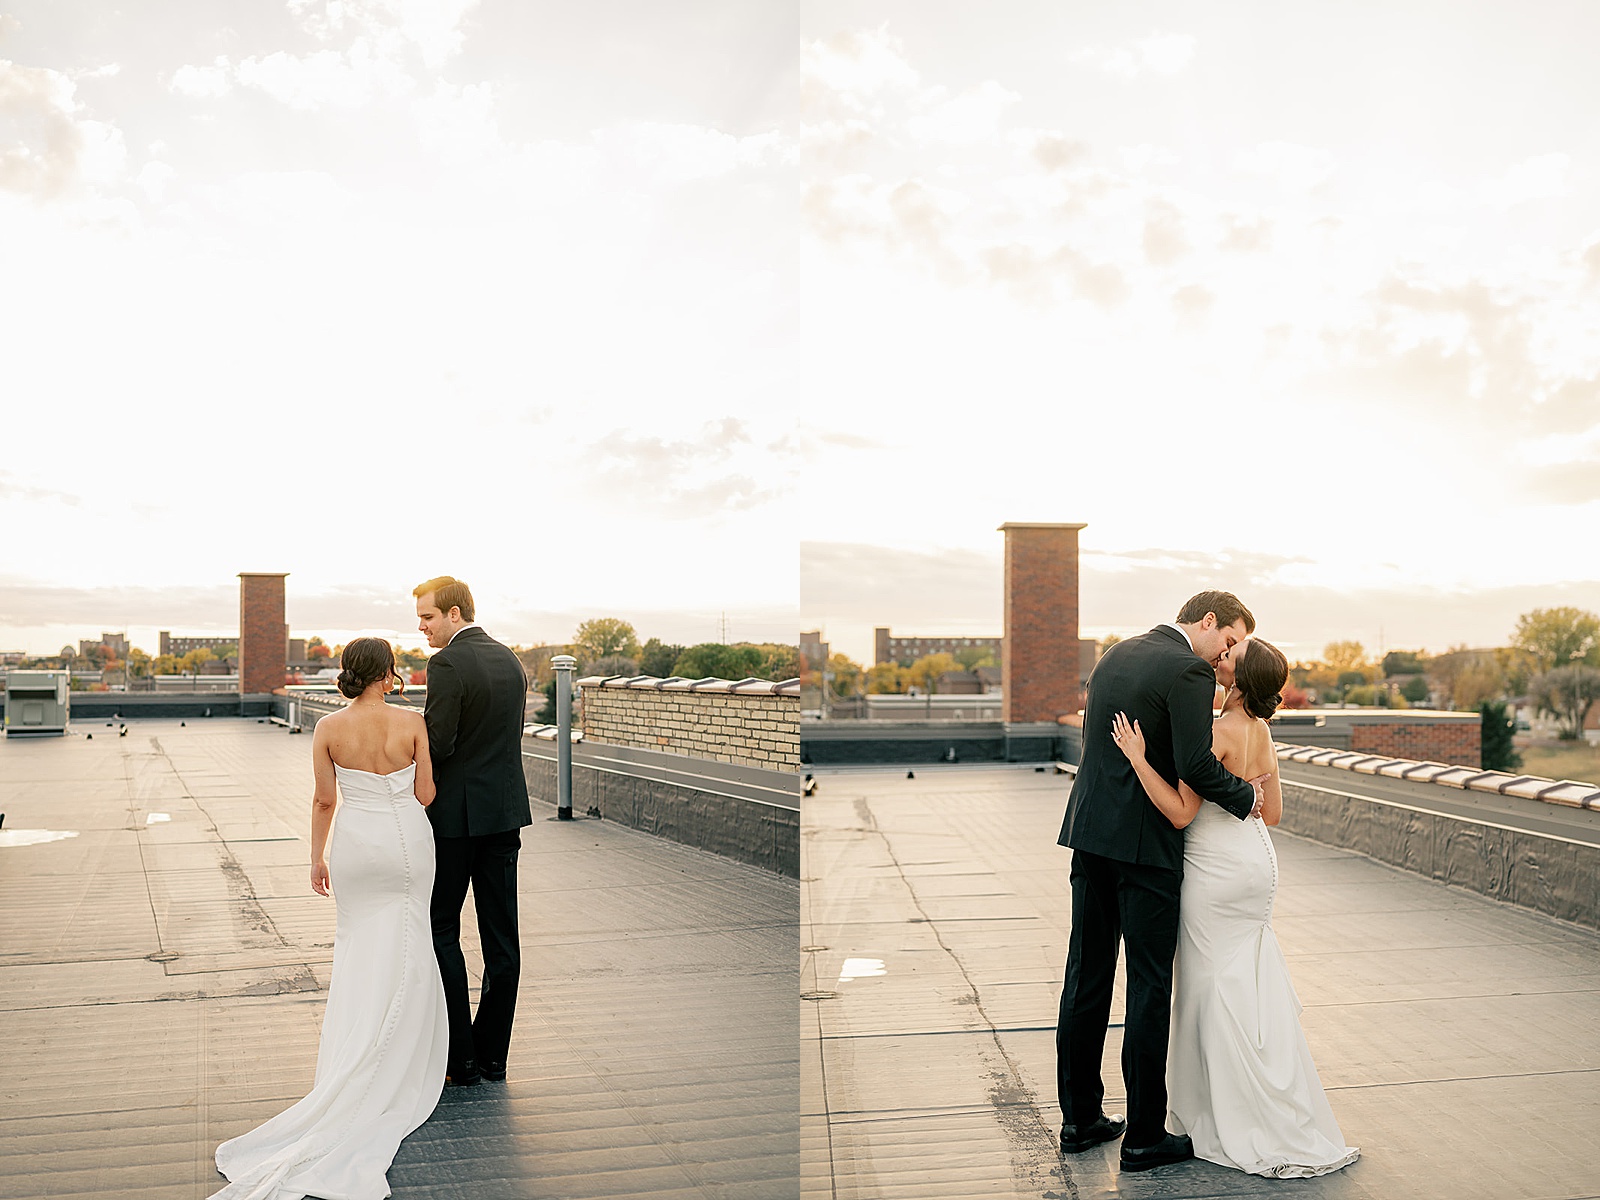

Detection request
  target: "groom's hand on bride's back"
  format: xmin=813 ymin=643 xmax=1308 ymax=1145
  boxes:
xmin=1248 ymin=774 xmax=1269 ymax=819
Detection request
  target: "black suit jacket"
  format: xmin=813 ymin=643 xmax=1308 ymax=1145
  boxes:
xmin=1058 ymin=625 xmax=1255 ymax=871
xmin=423 ymin=626 xmax=533 ymax=839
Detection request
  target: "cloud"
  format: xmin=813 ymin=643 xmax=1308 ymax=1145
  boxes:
xmin=1028 ymin=132 xmax=1090 ymax=173
xmin=1523 ymin=459 xmax=1600 ymax=505
xmin=585 ymin=419 xmax=791 ymax=519
xmin=1142 ymin=197 xmax=1189 ymax=266
xmin=1478 ymin=152 xmax=1569 ymax=209
xmin=1236 ymin=141 xmax=1335 ymax=194
xmin=906 ymin=80 xmax=1020 ymax=145
xmin=802 ymin=25 xmax=919 ymax=118
xmin=0 ymin=473 xmax=81 ymax=506
xmin=1171 ymin=283 xmax=1214 ymax=323
xmin=170 ymin=59 xmax=232 ymax=98
xmin=1218 ymin=212 xmax=1272 ymax=253
xmin=1071 ymin=32 xmax=1195 ymax=80
xmin=0 ymin=59 xmax=91 ymax=196
xmin=234 ymin=43 xmax=414 ymax=109
xmin=287 ymin=0 xmax=481 ymax=71
xmin=0 ymin=581 xmax=237 ymax=629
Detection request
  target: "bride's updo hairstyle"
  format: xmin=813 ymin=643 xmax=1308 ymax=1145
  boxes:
xmin=1234 ymin=638 xmax=1289 ymax=721
xmin=336 ymin=637 xmax=403 ymax=700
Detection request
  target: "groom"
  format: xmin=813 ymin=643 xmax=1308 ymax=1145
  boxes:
xmin=414 ymin=575 xmax=533 ymax=1087
xmin=1056 ymin=590 xmax=1261 ymax=1171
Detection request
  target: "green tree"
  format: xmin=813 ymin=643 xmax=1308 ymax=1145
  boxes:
xmin=1512 ymin=607 xmax=1600 ymax=673
xmin=1529 ymin=665 xmax=1600 ymax=740
xmin=1381 ymin=650 xmax=1426 ymax=677
xmin=573 ymin=618 xmax=640 ymax=661
xmin=954 ymin=645 xmax=996 ymax=672
xmin=756 ymin=642 xmax=799 ymax=681
xmin=639 ymin=637 xmax=686 ymax=677
xmin=671 ymin=642 xmax=765 ymax=680
xmin=1401 ymin=675 xmax=1430 ymax=703
xmin=1479 ymin=700 xmax=1523 ymax=772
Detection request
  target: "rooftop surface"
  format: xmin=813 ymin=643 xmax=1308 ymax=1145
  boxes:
xmin=0 ymin=719 xmax=798 ymax=1199
xmin=801 ymin=765 xmax=1600 ymax=1200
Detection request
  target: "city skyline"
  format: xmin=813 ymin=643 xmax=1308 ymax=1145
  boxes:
xmin=798 ymin=3 xmax=1600 ymax=663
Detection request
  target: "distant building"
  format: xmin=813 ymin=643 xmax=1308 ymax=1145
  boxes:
xmin=79 ymin=632 xmax=129 ymax=659
xmin=875 ymin=627 xmax=1002 ymax=668
xmin=800 ymin=631 xmax=829 ymax=669
xmin=160 ymin=631 xmax=239 ymax=657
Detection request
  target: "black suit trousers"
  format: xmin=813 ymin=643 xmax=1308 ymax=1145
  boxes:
xmin=432 ymin=829 xmax=522 ymax=1068
xmin=1056 ymin=848 xmax=1182 ymax=1148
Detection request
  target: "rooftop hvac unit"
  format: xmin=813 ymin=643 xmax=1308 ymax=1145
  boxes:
xmin=4 ymin=670 xmax=70 ymax=736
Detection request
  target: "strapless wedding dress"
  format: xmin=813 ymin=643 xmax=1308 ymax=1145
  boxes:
xmin=1167 ymin=801 xmax=1359 ymax=1178
xmin=213 ymin=762 xmax=448 ymax=1200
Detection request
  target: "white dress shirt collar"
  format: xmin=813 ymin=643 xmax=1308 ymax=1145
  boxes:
xmin=446 ymin=621 xmax=481 ymax=646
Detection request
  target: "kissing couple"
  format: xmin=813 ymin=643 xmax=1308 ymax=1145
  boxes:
xmin=1055 ymin=590 xmax=1360 ymax=1177
xmin=211 ymin=575 xmax=532 ymax=1200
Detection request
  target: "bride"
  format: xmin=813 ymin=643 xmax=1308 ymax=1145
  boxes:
xmin=213 ymin=638 xmax=449 ymax=1200
xmin=1110 ymin=636 xmax=1359 ymax=1179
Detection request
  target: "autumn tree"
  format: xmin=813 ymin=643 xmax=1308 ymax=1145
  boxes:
xmin=178 ymin=648 xmax=215 ymax=674
xmin=127 ymin=648 xmax=151 ymax=678
xmin=573 ymin=618 xmax=641 ymax=661
xmin=904 ymin=653 xmax=960 ymax=694
xmin=1512 ymin=607 xmax=1600 ymax=673
xmin=866 ymin=662 xmax=906 ymax=694
xmin=826 ymin=653 xmax=864 ymax=698
xmin=1529 ymin=665 xmax=1600 ymax=740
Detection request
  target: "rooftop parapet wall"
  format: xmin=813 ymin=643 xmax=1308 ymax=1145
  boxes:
xmin=1270 ymin=708 xmax=1481 ymax=766
xmin=577 ymin=675 xmax=800 ymax=772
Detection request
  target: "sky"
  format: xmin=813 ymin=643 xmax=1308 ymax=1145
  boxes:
xmin=0 ymin=1 xmax=797 ymax=656
xmin=797 ymin=0 xmax=1600 ymax=665
xmin=7 ymin=4 xmax=1600 ymax=670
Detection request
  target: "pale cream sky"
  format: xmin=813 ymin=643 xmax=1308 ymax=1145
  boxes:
xmin=0 ymin=1 xmax=796 ymax=655
xmin=798 ymin=2 xmax=1600 ymax=664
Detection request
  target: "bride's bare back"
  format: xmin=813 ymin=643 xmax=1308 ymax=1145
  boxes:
xmin=321 ymin=700 xmax=428 ymax=776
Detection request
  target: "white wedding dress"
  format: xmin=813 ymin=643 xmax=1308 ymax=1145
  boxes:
xmin=1168 ymin=801 xmax=1359 ymax=1178
xmin=214 ymin=763 xmax=449 ymax=1200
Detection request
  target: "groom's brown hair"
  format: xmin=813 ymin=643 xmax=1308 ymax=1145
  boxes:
xmin=1175 ymin=589 xmax=1254 ymax=633
xmin=413 ymin=575 xmax=475 ymax=622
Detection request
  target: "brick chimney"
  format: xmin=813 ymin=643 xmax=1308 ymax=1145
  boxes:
xmin=238 ymin=573 xmax=289 ymax=695
xmin=999 ymin=523 xmax=1086 ymax=724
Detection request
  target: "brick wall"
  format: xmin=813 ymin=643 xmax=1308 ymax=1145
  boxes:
xmin=1351 ymin=722 xmax=1482 ymax=767
xmin=1000 ymin=522 xmax=1087 ymax=724
xmin=578 ymin=678 xmax=799 ymax=771
xmin=238 ymin=573 xmax=288 ymax=695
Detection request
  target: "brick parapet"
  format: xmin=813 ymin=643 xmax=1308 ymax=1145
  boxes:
xmin=576 ymin=676 xmax=800 ymax=771
xmin=1350 ymin=723 xmax=1481 ymax=766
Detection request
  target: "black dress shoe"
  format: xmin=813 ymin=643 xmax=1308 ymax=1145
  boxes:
xmin=1060 ymin=1113 xmax=1127 ymax=1153
xmin=445 ymin=1061 xmax=482 ymax=1087
xmin=1120 ymin=1132 xmax=1194 ymax=1172
xmin=479 ymin=1060 xmax=506 ymax=1081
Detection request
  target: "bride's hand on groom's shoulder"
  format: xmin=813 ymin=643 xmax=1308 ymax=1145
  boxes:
xmin=311 ymin=860 xmax=331 ymax=896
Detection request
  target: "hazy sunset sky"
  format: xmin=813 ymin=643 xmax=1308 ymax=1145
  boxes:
xmin=798 ymin=1 xmax=1600 ymax=664
xmin=0 ymin=1 xmax=795 ymax=655
xmin=6 ymin=4 xmax=1599 ymax=669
